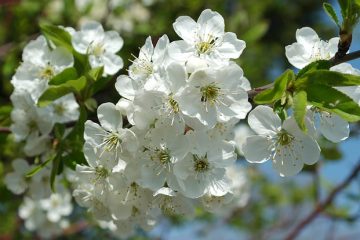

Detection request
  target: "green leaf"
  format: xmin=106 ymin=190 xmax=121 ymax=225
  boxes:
xmin=26 ymin=156 xmax=54 ymax=177
xmin=49 ymin=67 xmax=78 ymax=85
xmin=84 ymin=98 xmax=98 ymax=112
xmin=273 ymin=100 xmax=287 ymax=121
xmin=293 ymin=91 xmax=308 ymax=131
xmin=296 ymin=60 xmax=332 ymax=79
xmin=40 ymin=24 xmax=72 ymax=51
xmin=296 ymin=70 xmax=360 ymax=89
xmin=62 ymin=151 xmax=87 ymax=170
xmin=323 ymin=3 xmax=340 ymax=26
xmin=87 ymin=66 xmax=104 ymax=82
xmin=307 ymin=84 xmax=360 ymax=122
xmin=254 ymin=70 xmax=295 ymax=104
xmin=338 ymin=0 xmax=350 ymax=18
xmin=50 ymin=155 xmax=61 ymax=192
xmin=38 ymin=76 xmax=86 ymax=107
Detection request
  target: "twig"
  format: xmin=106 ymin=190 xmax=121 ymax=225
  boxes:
xmin=331 ymin=50 xmax=360 ymax=66
xmin=284 ymin=160 xmax=360 ymax=240
xmin=0 ymin=127 xmax=10 ymax=133
xmin=247 ymin=82 xmax=274 ymax=99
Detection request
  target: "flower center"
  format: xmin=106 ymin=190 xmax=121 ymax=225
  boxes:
xmin=193 ymin=155 xmax=210 ymax=172
xmin=103 ymin=132 xmax=122 ymax=152
xmin=40 ymin=65 xmax=55 ymax=80
xmin=130 ymin=54 xmax=153 ymax=77
xmin=200 ymin=83 xmax=220 ymax=104
xmin=91 ymin=43 xmax=105 ymax=57
xmin=53 ymin=103 xmax=65 ymax=116
xmin=152 ymin=148 xmax=171 ymax=165
xmin=277 ymin=130 xmax=294 ymax=146
xmin=168 ymin=94 xmax=179 ymax=113
xmin=94 ymin=166 xmax=109 ymax=183
xmin=196 ymin=37 xmax=217 ymax=54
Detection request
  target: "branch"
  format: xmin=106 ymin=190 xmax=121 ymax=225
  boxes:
xmin=247 ymin=82 xmax=274 ymax=99
xmin=284 ymin=160 xmax=360 ymax=240
xmin=0 ymin=127 xmax=11 ymax=133
xmin=247 ymin=50 xmax=360 ymax=99
xmin=331 ymin=50 xmax=360 ymax=66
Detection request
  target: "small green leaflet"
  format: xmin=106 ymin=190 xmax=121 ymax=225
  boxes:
xmin=49 ymin=67 xmax=78 ymax=85
xmin=323 ymin=3 xmax=340 ymax=26
xmin=293 ymin=91 xmax=308 ymax=131
xmin=26 ymin=156 xmax=54 ymax=177
xmin=38 ymin=76 xmax=86 ymax=107
xmin=254 ymin=70 xmax=295 ymax=104
xmin=40 ymin=24 xmax=72 ymax=51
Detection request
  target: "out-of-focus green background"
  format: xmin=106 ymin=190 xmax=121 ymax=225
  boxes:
xmin=2 ymin=0 xmax=360 ymax=239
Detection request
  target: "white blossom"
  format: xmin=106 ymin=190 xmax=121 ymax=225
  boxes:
xmin=285 ymin=27 xmax=338 ymax=69
xmin=242 ymin=106 xmax=320 ymax=176
xmin=72 ymin=21 xmax=124 ymax=75
xmin=168 ymin=9 xmax=245 ymax=68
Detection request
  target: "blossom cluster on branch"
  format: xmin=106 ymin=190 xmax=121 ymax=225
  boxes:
xmin=3 ymin=3 xmax=360 ymax=238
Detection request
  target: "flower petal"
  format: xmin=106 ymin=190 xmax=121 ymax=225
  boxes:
xmin=248 ymin=106 xmax=281 ymax=135
xmin=97 ymin=102 xmax=123 ymax=132
xmin=242 ymin=135 xmax=271 ymax=163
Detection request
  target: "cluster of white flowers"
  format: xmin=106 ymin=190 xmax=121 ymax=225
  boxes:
xmin=6 ymin=6 xmax=360 ymax=238
xmin=73 ymin=9 xmax=250 ymax=238
xmin=242 ymin=27 xmax=360 ymax=176
xmin=75 ymin=0 xmax=158 ymax=33
xmin=6 ymin=20 xmax=124 ymax=237
xmin=4 ymin=159 xmax=73 ymax=238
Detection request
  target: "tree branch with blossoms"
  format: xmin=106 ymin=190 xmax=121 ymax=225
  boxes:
xmin=2 ymin=0 xmax=360 ymax=239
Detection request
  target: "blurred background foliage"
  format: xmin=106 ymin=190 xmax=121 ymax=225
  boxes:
xmin=1 ymin=0 xmax=360 ymax=239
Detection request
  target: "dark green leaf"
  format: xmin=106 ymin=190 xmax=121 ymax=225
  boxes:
xmin=338 ymin=0 xmax=350 ymax=19
xmin=84 ymin=98 xmax=98 ymax=112
xmin=307 ymin=84 xmax=360 ymax=122
xmin=293 ymin=90 xmax=308 ymax=131
xmin=40 ymin=24 xmax=72 ymax=51
xmin=254 ymin=70 xmax=295 ymax=104
xmin=49 ymin=67 xmax=78 ymax=85
xmin=38 ymin=76 xmax=86 ymax=107
xmin=323 ymin=3 xmax=340 ymax=26
xmin=296 ymin=70 xmax=360 ymax=89
xmin=296 ymin=60 xmax=331 ymax=79
xmin=53 ymin=123 xmax=65 ymax=139
xmin=87 ymin=66 xmax=104 ymax=82
xmin=62 ymin=151 xmax=87 ymax=170
xmin=50 ymin=155 xmax=61 ymax=192
xmin=273 ymin=100 xmax=287 ymax=121
xmin=26 ymin=156 xmax=54 ymax=177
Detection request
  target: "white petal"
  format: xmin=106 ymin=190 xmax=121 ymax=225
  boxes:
xmin=102 ymin=53 xmax=123 ymax=75
xmin=165 ymin=62 xmax=187 ymax=92
xmin=285 ymin=43 xmax=311 ymax=69
xmin=296 ymin=27 xmax=320 ymax=48
xmin=173 ymin=16 xmax=197 ymax=43
xmin=167 ymin=40 xmax=194 ymax=61
xmin=248 ymin=106 xmax=281 ymax=135
xmin=320 ymin=112 xmax=349 ymax=142
xmin=103 ymin=31 xmax=123 ymax=53
xmin=49 ymin=47 xmax=74 ymax=70
xmin=97 ymin=102 xmax=123 ymax=132
xmin=242 ymin=135 xmax=271 ymax=163
xmin=197 ymin=9 xmax=224 ymax=37
xmin=217 ymin=32 xmax=246 ymax=59
xmin=115 ymin=75 xmax=138 ymax=100
xmin=152 ymin=34 xmax=169 ymax=63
